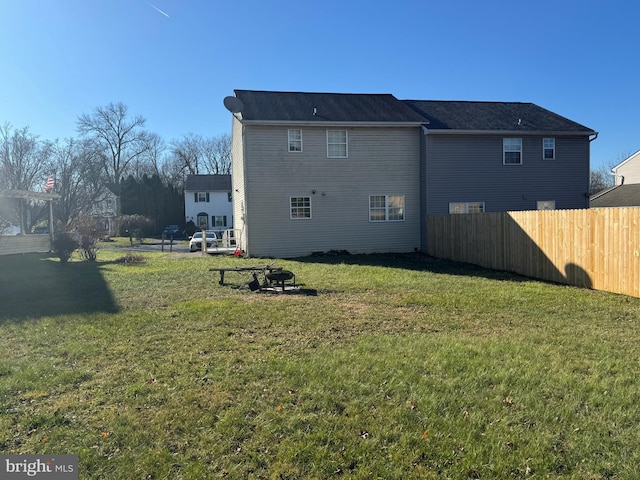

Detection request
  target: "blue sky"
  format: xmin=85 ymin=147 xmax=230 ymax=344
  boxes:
xmin=1 ymin=0 xmax=638 ymax=171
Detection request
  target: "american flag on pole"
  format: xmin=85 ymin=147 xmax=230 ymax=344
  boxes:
xmin=44 ymin=175 xmax=55 ymax=192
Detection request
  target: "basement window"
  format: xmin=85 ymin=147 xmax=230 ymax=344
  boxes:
xmin=449 ymin=202 xmax=485 ymax=214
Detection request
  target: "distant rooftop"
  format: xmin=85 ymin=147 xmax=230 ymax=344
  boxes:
xmin=185 ymin=175 xmax=231 ymax=191
xmin=590 ymin=184 xmax=640 ymax=208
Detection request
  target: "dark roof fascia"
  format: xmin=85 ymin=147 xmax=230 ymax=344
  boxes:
xmin=423 ymin=128 xmax=597 ymax=136
xmin=239 ymin=119 xmax=425 ymax=127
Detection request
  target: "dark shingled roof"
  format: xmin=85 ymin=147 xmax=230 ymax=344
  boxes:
xmin=403 ymin=100 xmax=595 ymax=133
xmin=234 ymin=90 xmax=426 ymax=123
xmin=590 ymin=184 xmax=640 ymax=208
xmin=185 ymin=175 xmax=231 ymax=191
xmin=230 ymin=90 xmax=595 ymax=133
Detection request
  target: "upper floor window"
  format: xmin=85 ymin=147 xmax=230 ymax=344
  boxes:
xmin=288 ymin=129 xmax=302 ymax=152
xmin=195 ymin=192 xmax=210 ymax=203
xmin=503 ymin=138 xmax=522 ymax=165
xmin=290 ymin=197 xmax=311 ymax=219
xmin=369 ymin=195 xmax=405 ymax=222
xmin=543 ymin=138 xmax=555 ymax=159
xmin=327 ymin=130 xmax=348 ymax=158
xmin=449 ymin=202 xmax=485 ymax=214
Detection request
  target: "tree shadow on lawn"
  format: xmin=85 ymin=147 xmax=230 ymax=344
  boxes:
xmin=0 ymin=254 xmax=119 ymax=323
xmin=293 ymin=251 xmax=532 ymax=284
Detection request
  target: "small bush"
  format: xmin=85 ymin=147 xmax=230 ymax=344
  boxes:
xmin=51 ymin=230 xmax=79 ymax=264
xmin=73 ymin=215 xmax=101 ymax=262
xmin=114 ymin=253 xmax=146 ymax=264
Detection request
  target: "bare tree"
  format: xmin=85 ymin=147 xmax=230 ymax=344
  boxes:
xmin=51 ymin=138 xmax=108 ymax=225
xmin=76 ymin=103 xmax=150 ymax=191
xmin=170 ymin=133 xmax=203 ymax=175
xmin=590 ymin=165 xmax=614 ymax=194
xmin=0 ymin=123 xmax=53 ymax=231
xmin=0 ymin=123 xmax=52 ymax=191
xmin=169 ymin=132 xmax=232 ymax=176
xmin=202 ymin=133 xmax=231 ymax=174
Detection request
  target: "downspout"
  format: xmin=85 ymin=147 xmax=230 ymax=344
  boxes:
xmin=588 ymin=132 xmax=599 ymax=201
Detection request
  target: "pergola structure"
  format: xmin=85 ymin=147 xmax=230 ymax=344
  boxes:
xmin=0 ymin=189 xmax=60 ymax=238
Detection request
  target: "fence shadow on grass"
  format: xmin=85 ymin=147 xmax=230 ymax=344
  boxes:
xmin=293 ymin=252 xmax=532 ymax=284
xmin=0 ymin=254 xmax=119 ymax=323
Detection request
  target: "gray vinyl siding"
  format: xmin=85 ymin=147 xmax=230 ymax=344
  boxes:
xmin=242 ymin=125 xmax=421 ymax=258
xmin=424 ymin=134 xmax=591 ymax=214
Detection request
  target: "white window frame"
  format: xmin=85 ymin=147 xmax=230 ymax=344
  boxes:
xmin=449 ymin=202 xmax=485 ymax=214
xmin=290 ymin=197 xmax=311 ymax=219
xmin=543 ymin=138 xmax=555 ymax=160
xmin=369 ymin=195 xmax=405 ymax=222
xmin=327 ymin=130 xmax=348 ymax=158
xmin=503 ymin=138 xmax=522 ymax=165
xmin=213 ymin=215 xmax=227 ymax=227
xmin=288 ymin=129 xmax=302 ymax=152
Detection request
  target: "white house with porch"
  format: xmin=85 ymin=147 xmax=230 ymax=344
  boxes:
xmin=184 ymin=175 xmax=233 ymax=231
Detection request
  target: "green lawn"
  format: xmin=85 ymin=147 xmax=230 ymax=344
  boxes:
xmin=1 ymin=249 xmax=639 ymax=479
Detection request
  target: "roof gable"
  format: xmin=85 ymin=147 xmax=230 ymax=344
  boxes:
xmin=234 ymin=90 xmax=426 ymax=123
xmin=402 ymin=100 xmax=594 ymax=133
xmin=612 ymin=149 xmax=640 ymax=172
xmin=185 ymin=175 xmax=231 ymax=192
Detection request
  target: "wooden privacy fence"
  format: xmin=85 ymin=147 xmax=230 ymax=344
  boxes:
xmin=426 ymin=208 xmax=640 ymax=298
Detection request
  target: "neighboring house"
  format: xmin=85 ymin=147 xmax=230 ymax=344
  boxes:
xmin=611 ymin=150 xmax=640 ymax=185
xmin=90 ymin=188 xmax=118 ymax=236
xmin=590 ymin=184 xmax=640 ymax=208
xmin=184 ymin=175 xmax=233 ymax=231
xmin=228 ymin=90 xmax=596 ymax=258
xmin=590 ymin=150 xmax=640 ymax=207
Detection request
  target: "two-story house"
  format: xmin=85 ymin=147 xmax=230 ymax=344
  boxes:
xmin=228 ymin=90 xmax=596 ymax=258
xmin=184 ymin=174 xmax=233 ymax=232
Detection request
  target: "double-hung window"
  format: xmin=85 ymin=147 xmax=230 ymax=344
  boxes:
xmin=290 ymin=197 xmax=311 ymax=219
xmin=327 ymin=130 xmax=348 ymax=158
xmin=543 ymin=138 xmax=555 ymax=159
xmin=503 ymin=138 xmax=522 ymax=165
xmin=213 ymin=216 xmax=227 ymax=227
xmin=288 ymin=129 xmax=302 ymax=152
xmin=369 ymin=195 xmax=404 ymax=222
xmin=195 ymin=192 xmax=209 ymax=202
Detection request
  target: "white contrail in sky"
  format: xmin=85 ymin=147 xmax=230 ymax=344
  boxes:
xmin=150 ymin=4 xmax=170 ymax=17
